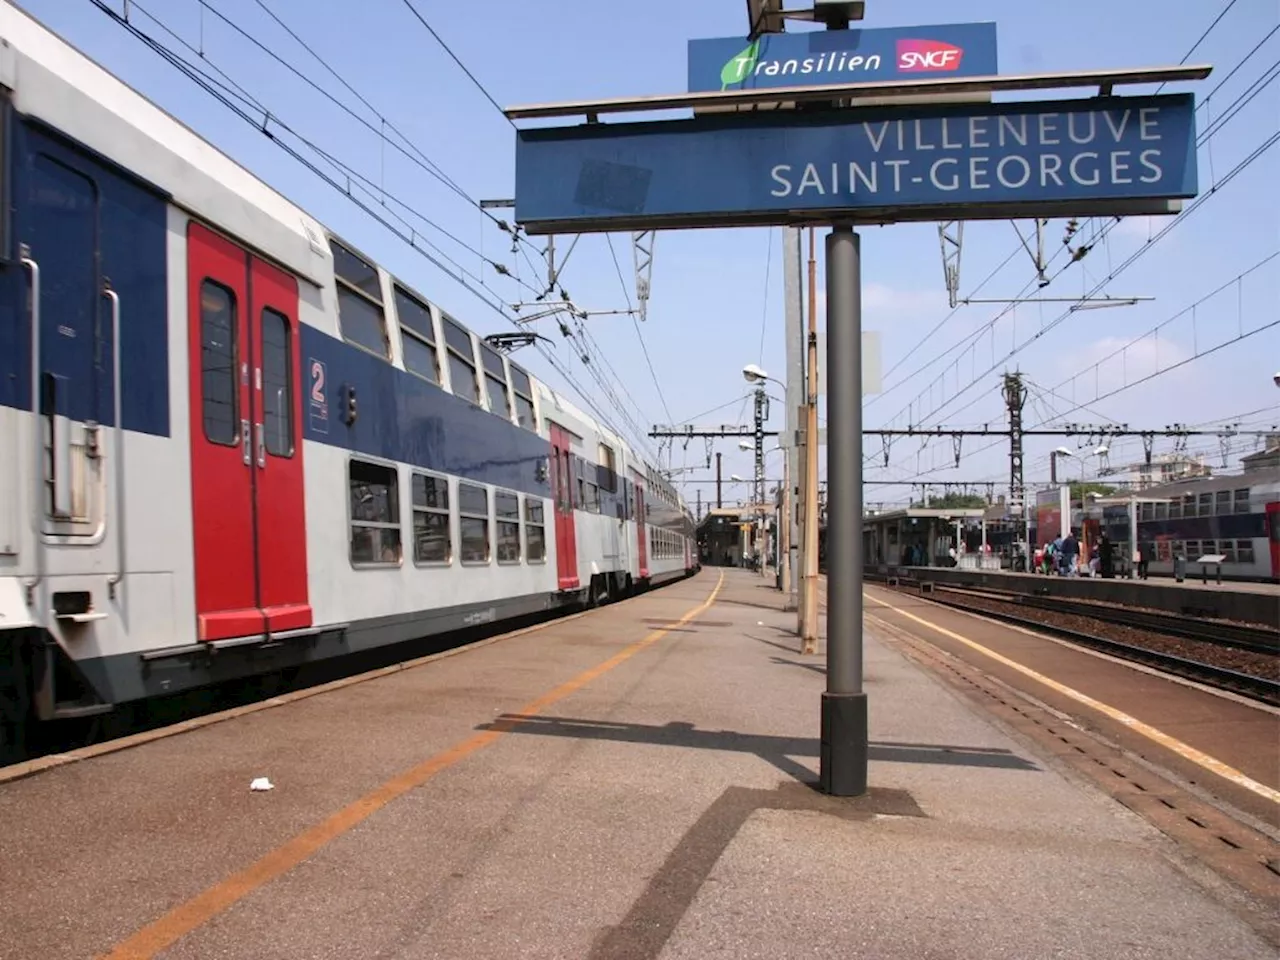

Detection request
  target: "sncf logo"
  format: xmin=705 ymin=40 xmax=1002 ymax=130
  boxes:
xmin=897 ymin=39 xmax=964 ymax=72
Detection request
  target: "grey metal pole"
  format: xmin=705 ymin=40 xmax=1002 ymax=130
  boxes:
xmin=782 ymin=227 xmax=804 ymax=613
xmin=821 ymin=224 xmax=867 ymax=798
xmin=754 ymin=386 xmax=766 ymax=573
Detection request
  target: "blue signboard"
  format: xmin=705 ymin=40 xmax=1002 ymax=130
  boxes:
xmin=688 ymin=22 xmax=998 ymax=93
xmin=514 ymin=94 xmax=1197 ymax=233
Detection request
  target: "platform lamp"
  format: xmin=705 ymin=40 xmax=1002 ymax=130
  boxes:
xmin=1049 ymin=446 xmax=1074 ymax=485
xmin=1049 ymin=447 xmax=1075 ymax=541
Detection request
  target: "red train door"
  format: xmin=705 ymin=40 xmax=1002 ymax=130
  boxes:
xmin=549 ymin=423 xmax=579 ymax=590
xmin=635 ymin=483 xmax=649 ymax=580
xmin=1267 ymin=501 xmax=1280 ymax=580
xmin=187 ymin=222 xmax=311 ymax=641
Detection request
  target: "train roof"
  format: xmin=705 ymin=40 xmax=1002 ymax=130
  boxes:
xmin=864 ymin=508 xmax=989 ymax=522
xmin=1124 ymin=466 xmax=1279 ymax=499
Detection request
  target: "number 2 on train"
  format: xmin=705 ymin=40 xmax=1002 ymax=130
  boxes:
xmin=310 ymin=359 xmax=326 ymax=407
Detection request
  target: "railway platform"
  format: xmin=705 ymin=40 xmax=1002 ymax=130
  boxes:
xmin=1 ymin=569 xmax=1277 ymax=959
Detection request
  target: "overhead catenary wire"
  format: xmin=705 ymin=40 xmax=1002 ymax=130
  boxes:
xmin=867 ymin=245 xmax=1280 ymax=492
xmin=874 ymin=7 xmax=1273 ymax=426
xmin=396 ymin=0 xmax=514 ymax=125
xmin=116 ymin=0 xmax=546 ymax=302
xmin=605 ymin=233 xmax=674 ymax=426
xmin=149 ymin=0 xmax=653 ymax=452
xmin=891 ymin=128 xmax=1280 ymax=432
xmin=246 ymin=0 xmax=473 ymax=203
xmin=757 ymin=229 xmax=774 ymax=366
xmin=1157 ymin=0 xmax=1241 ymax=91
xmin=92 ymin=0 xmax=664 ymax=462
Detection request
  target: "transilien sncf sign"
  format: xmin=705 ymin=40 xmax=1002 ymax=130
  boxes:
xmin=687 ymin=22 xmax=998 ymax=93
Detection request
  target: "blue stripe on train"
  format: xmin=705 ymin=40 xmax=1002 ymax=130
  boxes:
xmin=0 ymin=117 xmax=170 ymax=435
xmin=300 ymin=325 xmax=553 ymax=499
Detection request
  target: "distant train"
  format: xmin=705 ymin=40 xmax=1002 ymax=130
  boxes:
xmin=1033 ymin=468 xmax=1280 ymax=582
xmin=0 ymin=7 xmax=695 ymax=761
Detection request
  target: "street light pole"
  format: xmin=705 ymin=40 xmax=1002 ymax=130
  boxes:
xmin=780 ymin=454 xmax=791 ymax=599
xmin=754 ymin=385 xmax=767 ymax=576
xmin=800 ymin=226 xmax=821 ymax=656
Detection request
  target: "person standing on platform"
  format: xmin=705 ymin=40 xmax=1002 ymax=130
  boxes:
xmin=1138 ymin=539 xmax=1153 ymax=580
xmin=1099 ymin=533 xmax=1115 ymax=579
xmin=1062 ymin=529 xmax=1080 ymax=577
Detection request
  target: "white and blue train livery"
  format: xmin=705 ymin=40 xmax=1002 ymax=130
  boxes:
xmin=0 ymin=4 xmax=695 ymax=759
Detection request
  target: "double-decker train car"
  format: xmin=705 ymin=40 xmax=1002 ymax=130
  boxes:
xmin=1027 ymin=467 xmax=1280 ymax=581
xmin=1089 ymin=468 xmax=1280 ymax=582
xmin=0 ymin=5 xmax=695 ymax=760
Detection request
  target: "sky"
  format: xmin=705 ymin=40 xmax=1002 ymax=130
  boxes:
xmin=19 ymin=0 xmax=1280 ymax=511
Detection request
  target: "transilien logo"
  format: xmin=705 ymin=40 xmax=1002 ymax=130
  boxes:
xmin=720 ymin=40 xmax=760 ymax=89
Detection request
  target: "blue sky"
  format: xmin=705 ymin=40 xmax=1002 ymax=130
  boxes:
xmin=21 ymin=0 xmax=1279 ymax=509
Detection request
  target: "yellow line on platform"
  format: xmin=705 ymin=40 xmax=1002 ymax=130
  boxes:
xmin=866 ymin=590 xmax=1280 ymax=806
xmin=99 ymin=573 xmax=725 ymax=960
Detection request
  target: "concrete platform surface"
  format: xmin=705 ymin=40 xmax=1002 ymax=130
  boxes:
xmin=0 ymin=569 xmax=1275 ymax=960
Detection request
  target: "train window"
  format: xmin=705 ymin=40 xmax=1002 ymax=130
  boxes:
xmin=495 ymin=491 xmax=521 ymax=563
xmin=525 ymin=499 xmax=546 ymax=562
xmin=261 ymin=309 xmax=294 ymax=457
xmin=349 ymin=459 xmax=401 ymax=566
xmin=411 ymin=472 xmax=451 ymax=564
xmin=200 ymin=280 xmax=238 ymax=446
xmin=583 ymin=470 xmax=599 ymax=514
xmin=1237 ymin=540 xmax=1255 ymax=564
xmin=458 ymin=481 xmax=490 ymax=563
xmin=1214 ymin=490 xmax=1231 ymax=515
xmin=599 ymin=444 xmax=617 ymax=493
xmin=511 ymin=366 xmax=536 ymax=431
xmin=1233 ymin=489 xmax=1251 ymax=514
xmin=442 ymin=316 xmax=480 ymax=405
xmin=394 ymin=285 xmax=439 ymax=384
xmin=332 ymin=241 xmax=389 ymax=358
xmin=481 ymin=345 xmax=512 ymax=420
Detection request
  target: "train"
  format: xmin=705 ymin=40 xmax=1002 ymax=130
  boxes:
xmin=1024 ymin=466 xmax=1280 ymax=581
xmin=0 ymin=5 xmax=696 ymax=761
xmin=1080 ymin=468 xmax=1280 ymax=581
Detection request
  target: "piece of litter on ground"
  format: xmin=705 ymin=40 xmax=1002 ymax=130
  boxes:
xmin=249 ymin=777 xmax=274 ymax=792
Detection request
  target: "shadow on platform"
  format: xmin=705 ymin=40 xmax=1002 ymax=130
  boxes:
xmin=477 ymin=714 xmax=1039 ymax=785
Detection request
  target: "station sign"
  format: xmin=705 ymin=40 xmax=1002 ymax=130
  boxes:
xmin=514 ymin=93 xmax=1196 ymax=233
xmin=688 ymin=22 xmax=998 ymax=93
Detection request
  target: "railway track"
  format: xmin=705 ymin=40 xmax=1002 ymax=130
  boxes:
xmin=936 ymin=586 xmax=1278 ymax=654
xmin=868 ymin=576 xmax=1280 ymax=706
